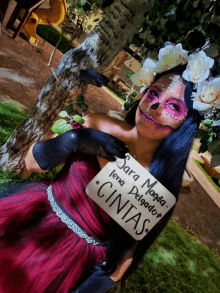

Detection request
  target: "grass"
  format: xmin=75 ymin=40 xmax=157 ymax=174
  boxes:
xmin=36 ymin=25 xmax=74 ymax=54
xmin=109 ymin=218 xmax=220 ymax=293
xmin=192 ymin=158 xmax=220 ymax=193
xmin=0 ymin=101 xmax=64 ymax=185
xmin=0 ymin=101 xmax=29 ymax=146
xmin=0 ymin=100 xmax=220 ymax=292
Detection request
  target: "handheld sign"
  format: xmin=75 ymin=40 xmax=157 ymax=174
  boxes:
xmin=85 ymin=154 xmax=176 ymax=241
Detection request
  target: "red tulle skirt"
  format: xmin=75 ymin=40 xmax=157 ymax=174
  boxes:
xmin=0 ymin=180 xmax=106 ymax=293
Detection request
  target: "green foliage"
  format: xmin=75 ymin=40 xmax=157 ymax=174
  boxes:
xmin=77 ymin=6 xmax=85 ymax=16
xmin=82 ymin=2 xmax=92 ymax=12
xmin=126 ymin=71 xmax=134 ymax=78
xmin=128 ymin=0 xmax=220 ymax=75
xmin=196 ymin=109 xmax=220 ymax=167
xmin=52 ymin=119 xmax=73 ymax=134
xmin=75 ymin=95 xmax=88 ymax=110
xmin=36 ymin=25 xmax=74 ymax=54
xmin=198 ymin=143 xmax=209 ymax=153
xmin=208 ymin=140 xmax=220 ymax=156
xmin=63 ymin=0 xmax=101 ymax=41
xmin=196 ymin=129 xmax=208 ymax=139
xmin=130 ymin=91 xmax=137 ymax=98
xmin=72 ymin=115 xmax=85 ymax=124
xmin=102 ymin=87 xmax=128 ymax=103
xmin=203 ymin=119 xmax=213 ymax=126
xmin=77 ymin=95 xmax=84 ymax=102
xmin=114 ymin=90 xmax=125 ymax=100
xmin=64 ymin=104 xmax=76 ymax=116
xmin=123 ymin=101 xmax=132 ymax=111
xmin=185 ymin=30 xmax=206 ymax=50
xmin=51 ymin=94 xmax=88 ymax=134
xmin=129 ymin=91 xmax=137 ymax=100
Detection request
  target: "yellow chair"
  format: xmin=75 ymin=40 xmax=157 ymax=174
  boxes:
xmin=6 ymin=0 xmax=48 ymax=39
xmin=22 ymin=0 xmax=67 ymax=45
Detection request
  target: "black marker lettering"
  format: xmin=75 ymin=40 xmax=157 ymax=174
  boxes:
xmin=141 ymin=178 xmax=158 ymax=193
xmin=125 ymin=212 xmax=142 ymax=230
xmin=109 ymin=194 xmax=130 ymax=214
xmin=105 ymin=189 xmax=117 ymax=203
xmin=122 ymin=203 xmax=137 ymax=220
xmin=98 ymin=182 xmax=113 ymax=198
xmin=135 ymin=219 xmax=150 ymax=235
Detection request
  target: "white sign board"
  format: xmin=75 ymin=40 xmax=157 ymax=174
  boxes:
xmin=85 ymin=154 xmax=176 ymax=241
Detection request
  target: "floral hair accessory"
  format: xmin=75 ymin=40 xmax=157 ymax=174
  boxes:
xmin=130 ymin=43 xmax=189 ymax=95
xmin=191 ymin=77 xmax=220 ymax=115
xmin=155 ymin=43 xmax=189 ymax=73
xmin=182 ymin=51 xmax=214 ymax=84
xmin=184 ymin=51 xmax=215 ymax=117
xmin=130 ymin=58 xmax=156 ymax=94
xmin=127 ymin=41 xmax=216 ymax=117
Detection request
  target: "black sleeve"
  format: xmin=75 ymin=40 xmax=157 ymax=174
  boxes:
xmin=70 ymin=274 xmax=116 ymax=293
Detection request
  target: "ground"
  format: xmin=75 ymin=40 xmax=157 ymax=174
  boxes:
xmin=0 ymin=28 xmax=220 ymax=257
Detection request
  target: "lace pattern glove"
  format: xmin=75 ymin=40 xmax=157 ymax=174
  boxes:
xmin=71 ymin=274 xmax=116 ymax=293
xmin=79 ymin=70 xmax=110 ymax=87
xmin=33 ymin=128 xmax=129 ymax=171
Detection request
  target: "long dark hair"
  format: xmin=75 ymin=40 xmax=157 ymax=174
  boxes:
xmin=81 ymin=65 xmax=202 ymax=289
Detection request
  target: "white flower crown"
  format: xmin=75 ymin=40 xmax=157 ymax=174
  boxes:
xmin=123 ymin=41 xmax=220 ymax=117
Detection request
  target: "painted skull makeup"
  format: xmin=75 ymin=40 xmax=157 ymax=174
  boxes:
xmin=167 ymin=76 xmax=183 ymax=91
xmin=154 ymin=82 xmax=165 ymax=90
xmin=142 ymin=76 xmax=188 ymax=123
xmin=135 ymin=74 xmax=188 ymax=141
xmin=162 ymin=99 xmax=188 ymax=120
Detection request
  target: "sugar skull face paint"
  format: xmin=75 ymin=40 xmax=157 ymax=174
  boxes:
xmin=135 ymin=74 xmax=188 ymax=141
xmin=162 ymin=98 xmax=188 ymax=120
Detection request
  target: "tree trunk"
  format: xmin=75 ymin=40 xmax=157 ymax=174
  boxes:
xmin=0 ymin=0 xmax=151 ymax=176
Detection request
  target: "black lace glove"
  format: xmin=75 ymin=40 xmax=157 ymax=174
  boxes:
xmin=33 ymin=128 xmax=129 ymax=171
xmin=79 ymin=70 xmax=110 ymax=87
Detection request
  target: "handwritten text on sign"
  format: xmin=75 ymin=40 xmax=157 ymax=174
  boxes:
xmin=85 ymin=154 xmax=176 ymax=241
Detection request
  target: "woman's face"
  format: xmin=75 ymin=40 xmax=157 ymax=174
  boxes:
xmin=135 ymin=74 xmax=188 ymax=140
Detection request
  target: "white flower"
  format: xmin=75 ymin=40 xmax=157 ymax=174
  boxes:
xmin=130 ymin=58 xmax=156 ymax=90
xmin=142 ymin=58 xmax=157 ymax=71
xmin=155 ymin=43 xmax=189 ymax=73
xmin=192 ymin=78 xmax=220 ymax=113
xmin=182 ymin=51 xmax=214 ymax=83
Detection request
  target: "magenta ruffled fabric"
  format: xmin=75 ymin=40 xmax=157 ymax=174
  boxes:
xmin=0 ymin=122 xmax=112 ymax=293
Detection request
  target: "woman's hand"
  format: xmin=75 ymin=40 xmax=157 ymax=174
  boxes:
xmin=71 ymin=128 xmax=129 ymax=162
xmin=110 ymin=250 xmax=133 ymax=282
xmin=31 ymin=127 xmax=129 ymax=172
xmin=79 ymin=70 xmax=110 ymax=87
xmin=71 ymin=251 xmax=133 ymax=293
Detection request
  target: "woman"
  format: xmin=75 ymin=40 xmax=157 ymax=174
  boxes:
xmin=72 ymin=63 xmax=203 ymax=293
xmin=0 ymin=49 xmax=208 ymax=292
